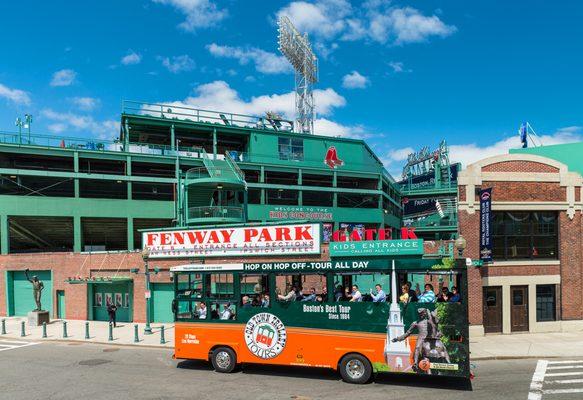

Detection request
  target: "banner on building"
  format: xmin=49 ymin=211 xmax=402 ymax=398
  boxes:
xmin=143 ymin=223 xmax=321 ymax=259
xmin=479 ymin=188 xmax=493 ymax=262
xmin=329 ymin=239 xmax=424 ymax=257
xmin=267 ymin=206 xmax=333 ymax=221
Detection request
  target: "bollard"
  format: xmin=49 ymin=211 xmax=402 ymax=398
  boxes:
xmin=85 ymin=322 xmax=90 ymax=340
xmin=160 ymin=325 xmax=166 ymax=344
xmin=134 ymin=324 xmax=139 ymax=343
xmin=63 ymin=321 xmax=68 ymax=338
xmin=42 ymin=322 xmax=47 ymax=338
xmin=20 ymin=321 xmax=25 ymax=337
xmin=108 ymin=322 xmax=113 ymax=341
xmin=1 ymin=319 xmax=6 ymax=335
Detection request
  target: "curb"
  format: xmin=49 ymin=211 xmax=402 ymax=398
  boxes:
xmin=471 ymin=355 xmax=566 ymax=361
xmin=0 ymin=335 xmax=173 ymax=350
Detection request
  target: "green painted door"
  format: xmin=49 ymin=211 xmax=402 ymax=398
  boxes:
xmin=57 ymin=290 xmax=65 ymax=319
xmin=151 ymin=283 xmax=174 ymax=323
xmin=10 ymin=271 xmax=52 ymax=316
xmin=91 ymin=282 xmax=132 ymax=322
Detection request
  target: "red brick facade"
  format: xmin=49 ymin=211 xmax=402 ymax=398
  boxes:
xmin=459 ymin=156 xmax=583 ymax=332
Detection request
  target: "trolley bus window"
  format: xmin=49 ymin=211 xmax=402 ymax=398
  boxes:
xmin=176 ymin=273 xmax=202 ymax=299
xmin=333 ymin=273 xmax=389 ymax=302
xmin=275 ymin=274 xmax=327 ymax=302
xmin=210 ymin=302 xmax=237 ymax=320
xmin=205 ymin=273 xmax=234 ymax=299
xmin=240 ymin=275 xmax=269 ymax=307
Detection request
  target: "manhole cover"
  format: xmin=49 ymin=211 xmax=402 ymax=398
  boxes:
xmin=79 ymin=359 xmax=112 ymax=366
xmin=103 ymin=348 xmax=119 ymax=353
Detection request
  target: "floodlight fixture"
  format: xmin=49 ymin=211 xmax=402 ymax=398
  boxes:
xmin=278 ymin=15 xmax=318 ymax=134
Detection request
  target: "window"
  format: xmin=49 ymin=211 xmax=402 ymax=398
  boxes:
xmin=536 ymin=285 xmax=556 ymax=322
xmin=332 ymin=273 xmax=389 ymax=302
xmin=205 ymin=273 xmax=234 ymax=299
xmin=240 ymin=275 xmax=270 ymax=307
xmin=278 ymin=137 xmax=304 ymax=161
xmin=492 ymin=212 xmax=558 ymax=260
xmin=275 ymin=274 xmax=327 ymax=302
xmin=176 ymin=273 xmax=202 ymax=299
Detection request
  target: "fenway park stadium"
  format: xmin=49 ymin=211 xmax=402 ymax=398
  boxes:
xmin=1 ymin=101 xmax=582 ymax=336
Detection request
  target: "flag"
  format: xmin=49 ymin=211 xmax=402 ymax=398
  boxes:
xmin=519 ymin=122 xmax=528 ymax=148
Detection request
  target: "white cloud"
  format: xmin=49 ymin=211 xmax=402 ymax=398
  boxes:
xmin=276 ymin=1 xmax=455 ymax=47
xmin=342 ymin=71 xmax=369 ymax=89
xmin=41 ymin=109 xmax=118 ymax=139
xmin=0 ymin=83 xmax=31 ymax=105
xmin=152 ymin=0 xmax=227 ymax=31
xmin=159 ymin=55 xmax=195 ymax=73
xmin=50 ymin=69 xmax=77 ymax=87
xmin=207 ymin=43 xmax=291 ymax=74
xmin=449 ymin=127 xmax=583 ymax=168
xmin=121 ymin=50 xmax=142 ymax=65
xmin=276 ymin=0 xmax=352 ymax=40
xmin=369 ymin=7 xmax=457 ymax=44
xmin=146 ymin=80 xmax=375 ymax=139
xmin=388 ymin=61 xmax=409 ymax=73
xmin=70 ymin=97 xmax=101 ymax=111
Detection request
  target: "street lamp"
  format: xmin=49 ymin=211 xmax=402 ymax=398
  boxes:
xmin=24 ymin=114 xmax=33 ymax=141
xmin=455 ymin=235 xmax=467 ymax=257
xmin=133 ymin=247 xmax=159 ymax=335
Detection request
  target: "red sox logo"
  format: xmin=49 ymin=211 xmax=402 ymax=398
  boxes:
xmin=324 ymin=146 xmax=343 ymax=169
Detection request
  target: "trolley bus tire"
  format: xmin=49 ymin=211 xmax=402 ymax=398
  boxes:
xmin=338 ymin=353 xmax=372 ymax=384
xmin=211 ymin=347 xmax=237 ymax=373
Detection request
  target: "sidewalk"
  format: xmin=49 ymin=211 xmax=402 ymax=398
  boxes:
xmin=0 ymin=317 xmax=173 ymax=348
xmin=470 ymin=332 xmax=583 ymax=360
xmin=2 ymin=316 xmax=583 ymax=360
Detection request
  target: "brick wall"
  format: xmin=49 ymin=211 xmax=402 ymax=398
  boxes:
xmin=480 ymin=181 xmax=566 ymax=202
xmin=458 ymin=210 xmax=482 ymax=325
xmin=559 ymin=213 xmax=583 ymax=320
xmin=482 ymin=161 xmax=559 ymax=173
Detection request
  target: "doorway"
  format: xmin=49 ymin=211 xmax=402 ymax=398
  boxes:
xmin=483 ymin=286 xmax=502 ymax=333
xmin=511 ymin=285 xmax=529 ymax=332
xmin=56 ymin=290 xmax=65 ymax=319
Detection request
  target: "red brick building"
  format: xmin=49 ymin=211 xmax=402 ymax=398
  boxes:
xmin=458 ymin=152 xmax=583 ymax=335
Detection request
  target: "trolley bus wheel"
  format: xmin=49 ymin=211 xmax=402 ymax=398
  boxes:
xmin=339 ymin=353 xmax=372 ymax=384
xmin=211 ymin=347 xmax=237 ymax=373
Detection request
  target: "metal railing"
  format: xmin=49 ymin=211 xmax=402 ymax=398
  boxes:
xmin=123 ymin=100 xmax=294 ymax=132
xmin=188 ymin=206 xmax=244 ymax=220
xmin=224 ymin=151 xmax=245 ymax=181
xmin=0 ymin=131 xmax=206 ymax=159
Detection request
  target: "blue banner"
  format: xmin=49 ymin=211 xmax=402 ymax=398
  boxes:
xmin=479 ymin=188 xmax=493 ymax=262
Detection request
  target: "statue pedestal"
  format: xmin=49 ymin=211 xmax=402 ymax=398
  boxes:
xmin=27 ymin=311 xmax=50 ymax=326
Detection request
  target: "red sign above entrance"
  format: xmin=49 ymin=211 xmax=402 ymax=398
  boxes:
xmin=331 ymin=227 xmax=417 ymax=242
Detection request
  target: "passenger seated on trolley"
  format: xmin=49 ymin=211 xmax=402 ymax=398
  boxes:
xmin=349 ymin=285 xmax=363 ymax=302
xmin=220 ymin=303 xmax=233 ymax=320
xmin=301 ymin=287 xmax=317 ymax=302
xmin=334 ymin=285 xmax=344 ymax=301
xmin=449 ymin=286 xmax=461 ymax=303
xmin=261 ymin=294 xmax=270 ymax=307
xmin=195 ymin=302 xmax=207 ymax=319
xmin=241 ymin=295 xmax=252 ymax=308
xmin=277 ymin=285 xmax=299 ymax=301
xmin=370 ymin=284 xmax=387 ymax=302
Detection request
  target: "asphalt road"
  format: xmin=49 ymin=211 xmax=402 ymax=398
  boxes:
xmin=0 ymin=341 xmax=579 ymax=400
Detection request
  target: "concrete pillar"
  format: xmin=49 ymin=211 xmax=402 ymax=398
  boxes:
xmin=0 ymin=215 xmax=8 ymax=255
xmin=73 ymin=216 xmax=82 ymax=253
xmin=74 ymin=152 xmax=80 ymax=197
xmin=212 ymin=128 xmax=217 ymax=160
xmin=127 ymin=218 xmax=134 ymax=251
xmin=170 ymin=124 xmax=175 ymax=151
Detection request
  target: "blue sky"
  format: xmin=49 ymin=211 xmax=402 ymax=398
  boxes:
xmin=1 ymin=0 xmax=582 ymax=177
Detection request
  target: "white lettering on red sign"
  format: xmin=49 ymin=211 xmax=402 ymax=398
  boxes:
xmin=143 ymin=224 xmax=321 ymax=259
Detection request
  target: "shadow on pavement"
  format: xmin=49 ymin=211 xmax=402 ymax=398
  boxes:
xmin=176 ymin=360 xmax=214 ymax=371
xmin=241 ymin=364 xmax=339 ymax=381
xmin=375 ymin=372 xmax=473 ymax=391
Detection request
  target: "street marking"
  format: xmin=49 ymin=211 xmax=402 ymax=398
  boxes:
xmin=546 ymin=378 xmax=583 ymax=384
xmin=545 ymin=371 xmax=583 ymax=377
xmin=547 ymin=365 xmax=583 ymax=370
xmin=0 ymin=341 xmax=39 ymax=352
xmin=547 ymin=360 xmax=583 ymax=365
xmin=528 ymin=359 xmax=548 ymax=400
xmin=542 ymin=389 xmax=583 ymax=394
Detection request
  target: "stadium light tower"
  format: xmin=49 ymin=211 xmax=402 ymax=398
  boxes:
xmin=278 ymin=15 xmax=318 ymax=134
